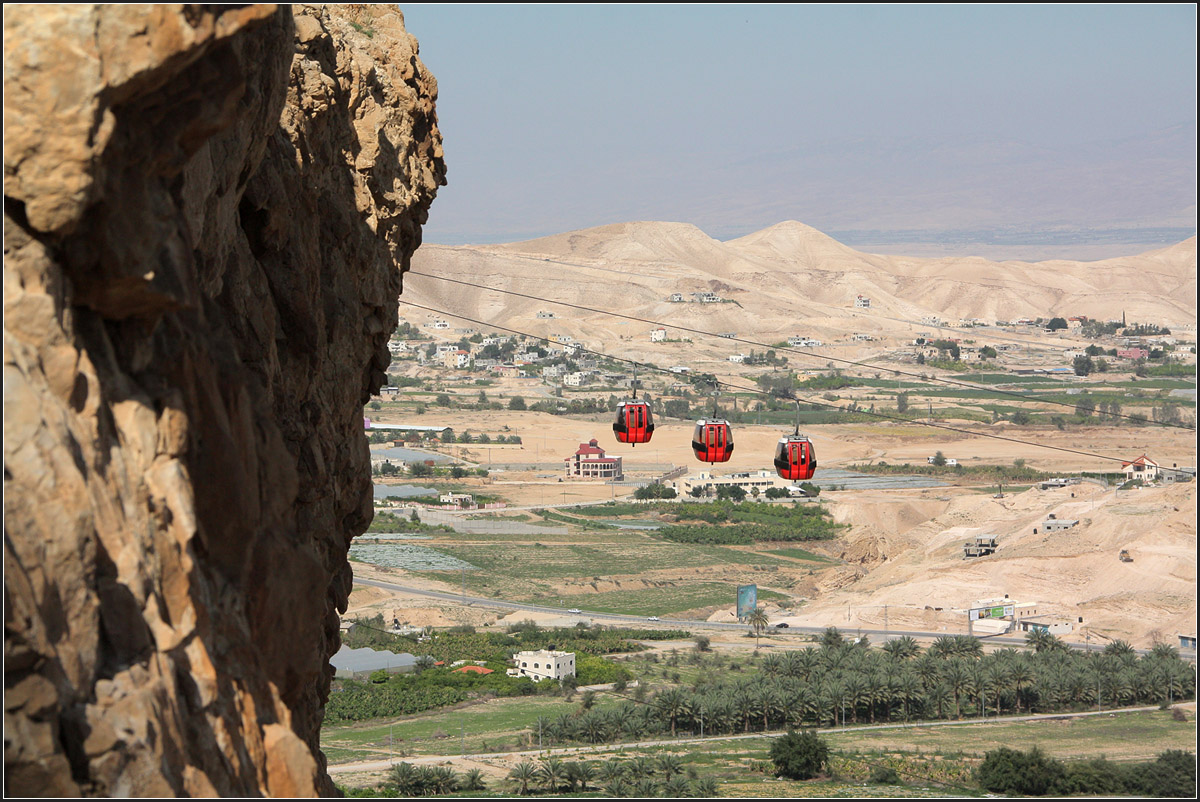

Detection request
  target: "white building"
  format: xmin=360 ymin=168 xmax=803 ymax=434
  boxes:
xmin=650 ymin=327 xmax=667 ymax=342
xmin=1042 ymin=514 xmax=1078 ymax=532
xmin=728 ymin=354 xmax=747 ymax=363
xmin=672 ymin=470 xmax=785 ymax=498
xmin=667 ymin=293 xmax=684 ymax=302
xmin=854 ymin=294 xmax=871 ymax=309
xmin=508 ymin=649 xmax=575 ymax=682
xmin=1121 ymin=455 xmax=1160 ymax=482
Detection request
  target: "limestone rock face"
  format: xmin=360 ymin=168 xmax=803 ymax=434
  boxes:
xmin=3 ymin=4 xmax=444 ymax=795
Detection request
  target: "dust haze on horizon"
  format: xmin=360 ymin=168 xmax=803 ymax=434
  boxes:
xmin=401 ymin=4 xmax=1197 ymax=261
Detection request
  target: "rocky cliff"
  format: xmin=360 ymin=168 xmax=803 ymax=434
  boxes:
xmin=4 ymin=4 xmax=444 ymax=795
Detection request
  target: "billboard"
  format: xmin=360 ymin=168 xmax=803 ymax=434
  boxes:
xmin=737 ymin=584 xmax=758 ymax=621
xmin=969 ymin=605 xmax=1014 ymax=621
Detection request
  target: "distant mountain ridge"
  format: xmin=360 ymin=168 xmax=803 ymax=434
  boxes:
xmin=407 ymin=221 xmax=1196 ymax=343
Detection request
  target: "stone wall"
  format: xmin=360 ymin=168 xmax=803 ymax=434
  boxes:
xmin=4 ymin=4 xmax=444 ymax=795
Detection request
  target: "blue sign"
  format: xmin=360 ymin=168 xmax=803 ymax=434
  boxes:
xmin=737 ymin=584 xmax=758 ymax=621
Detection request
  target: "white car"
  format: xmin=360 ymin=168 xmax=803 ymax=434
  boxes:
xmin=647 ymin=616 xmax=660 ymax=622
xmin=567 ymin=608 xmax=582 ymax=614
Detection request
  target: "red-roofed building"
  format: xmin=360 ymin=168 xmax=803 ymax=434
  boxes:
xmin=452 ymin=665 xmax=494 ymax=675
xmin=1121 ymin=455 xmax=1159 ymax=482
xmin=564 ymin=438 xmax=623 ymax=480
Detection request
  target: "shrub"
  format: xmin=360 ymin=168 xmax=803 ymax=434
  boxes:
xmin=869 ymin=765 xmax=902 ymax=785
xmin=769 ymin=730 xmax=829 ymax=780
xmin=976 ymin=746 xmax=1064 ymax=796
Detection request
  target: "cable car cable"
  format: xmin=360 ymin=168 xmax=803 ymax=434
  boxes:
xmin=405 ymin=271 xmax=1196 ymax=431
xmin=399 ymin=300 xmax=1161 ymax=468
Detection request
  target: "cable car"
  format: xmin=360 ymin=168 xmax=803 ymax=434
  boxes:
xmin=774 ymin=433 xmax=816 ymax=481
xmin=613 ymin=398 xmax=654 ymax=445
xmin=692 ymin=418 xmax=734 ymax=463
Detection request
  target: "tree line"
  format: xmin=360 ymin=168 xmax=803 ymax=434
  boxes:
xmin=526 ymin=630 xmax=1195 ymax=747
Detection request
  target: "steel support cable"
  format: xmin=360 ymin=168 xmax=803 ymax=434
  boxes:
xmin=405 ymin=270 xmax=1196 ymax=431
xmin=398 ymin=299 xmax=1152 ymax=468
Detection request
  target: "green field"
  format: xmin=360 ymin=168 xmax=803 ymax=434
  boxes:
xmin=552 ymin=583 xmax=790 ymax=617
xmin=760 ymin=546 xmax=837 ymax=563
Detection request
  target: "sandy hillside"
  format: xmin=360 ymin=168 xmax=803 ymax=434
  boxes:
xmin=364 ymin=400 xmax=1195 ymax=647
xmin=784 ymin=480 xmax=1196 ymax=648
xmin=404 ymin=222 xmax=1196 ymax=346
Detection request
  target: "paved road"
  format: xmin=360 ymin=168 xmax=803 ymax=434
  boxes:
xmin=327 ymin=703 xmax=1183 ymax=775
xmin=353 ymin=575 xmax=1191 ymax=659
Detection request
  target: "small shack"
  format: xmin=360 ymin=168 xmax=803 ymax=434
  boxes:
xmin=1042 ymin=514 xmax=1078 ymax=532
xmin=964 ymin=535 xmax=998 ymax=558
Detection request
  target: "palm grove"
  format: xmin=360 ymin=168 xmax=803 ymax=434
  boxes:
xmin=526 ymin=629 xmax=1194 ymax=746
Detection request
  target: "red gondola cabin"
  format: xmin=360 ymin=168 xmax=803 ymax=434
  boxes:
xmin=774 ymin=434 xmax=816 ymax=481
xmin=692 ymin=419 xmax=734 ymax=463
xmin=613 ymin=400 xmax=654 ymax=445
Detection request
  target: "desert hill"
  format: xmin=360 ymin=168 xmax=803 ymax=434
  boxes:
xmin=792 ymin=480 xmax=1196 ymax=647
xmin=406 ymin=222 xmax=1196 ymax=345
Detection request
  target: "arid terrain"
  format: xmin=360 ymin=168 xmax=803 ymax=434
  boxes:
xmin=347 ymin=223 xmax=1196 ymax=652
xmin=354 ymin=404 xmax=1196 ymax=648
xmin=403 ymin=222 xmax=1196 ymax=360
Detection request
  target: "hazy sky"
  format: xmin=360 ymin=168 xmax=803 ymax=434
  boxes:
xmin=401 ymin=4 xmax=1197 ymax=247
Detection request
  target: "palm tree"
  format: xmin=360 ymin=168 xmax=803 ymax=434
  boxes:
xmin=537 ymin=757 xmax=566 ymax=793
xmin=1103 ymin=639 xmax=1137 ymax=666
xmin=634 ymin=778 xmax=661 ymax=798
xmin=1149 ymin=642 xmax=1180 ymax=661
xmin=943 ymin=659 xmax=975 ymax=719
xmin=604 ymin=778 xmax=631 ymax=797
xmin=980 ymin=663 xmax=1005 ymax=717
xmin=627 ymin=755 xmax=655 ymax=781
xmin=565 ymin=761 xmax=595 ymax=792
xmin=657 ymin=753 xmax=684 ymax=780
xmin=1007 ymin=658 xmax=1036 ymax=714
xmin=882 ymin=635 xmax=920 ymax=661
xmin=430 ymin=766 xmax=458 ymax=794
xmin=655 ymin=688 xmax=690 ymax=737
xmin=388 ymin=762 xmax=421 ymax=796
xmin=692 ymin=776 xmax=719 ymax=796
xmin=1025 ymin=628 xmax=1065 ymax=653
xmin=662 ymin=775 xmax=692 ymax=797
xmin=509 ymin=761 xmax=537 ymax=796
xmin=843 ymin=674 xmax=868 ymax=724
xmin=746 ymin=607 xmax=770 ymax=648
xmin=598 ymin=759 xmax=627 ymax=786
xmin=928 ymin=635 xmax=956 ymax=659
xmin=460 ymin=768 xmax=486 ymax=792
xmin=927 ymin=682 xmax=951 ymax=720
xmin=745 ymin=682 xmax=772 ymax=731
